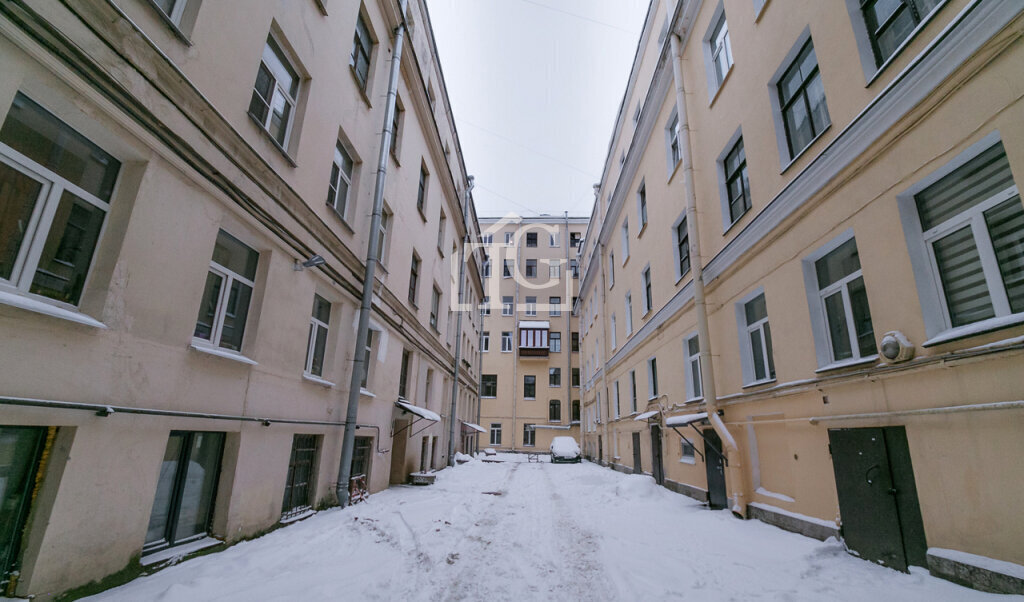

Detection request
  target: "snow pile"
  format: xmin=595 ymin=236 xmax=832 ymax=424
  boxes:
xmin=453 ymin=452 xmax=473 ymax=464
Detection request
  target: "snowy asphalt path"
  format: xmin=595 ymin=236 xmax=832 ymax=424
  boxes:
xmin=88 ymin=455 xmax=1013 ymax=601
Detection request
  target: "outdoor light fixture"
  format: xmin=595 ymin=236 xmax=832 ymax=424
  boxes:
xmin=294 ymin=254 xmax=326 ymax=271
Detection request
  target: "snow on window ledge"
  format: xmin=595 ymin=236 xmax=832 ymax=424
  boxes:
xmin=923 ymin=314 xmax=1024 ymax=348
xmin=814 ymin=355 xmax=879 ymax=374
xmin=189 ymin=343 xmax=258 ymax=365
xmin=141 ymin=537 xmax=222 ymax=566
xmin=679 ymin=457 xmax=696 ymax=465
xmin=302 ymin=373 xmax=335 ymax=388
xmin=359 ymin=388 xmax=376 ymax=398
xmin=0 ymin=289 xmax=106 ymax=329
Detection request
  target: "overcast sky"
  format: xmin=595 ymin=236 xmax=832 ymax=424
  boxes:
xmin=426 ymin=0 xmax=648 ymax=219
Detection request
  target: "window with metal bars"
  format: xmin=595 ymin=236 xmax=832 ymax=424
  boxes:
xmin=282 ymin=434 xmax=319 ymax=516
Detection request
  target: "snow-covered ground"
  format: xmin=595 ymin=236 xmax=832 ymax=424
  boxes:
xmin=87 ymin=455 xmax=1012 ymax=601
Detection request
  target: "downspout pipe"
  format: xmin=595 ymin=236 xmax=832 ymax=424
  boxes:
xmin=564 ymin=211 xmax=572 ymax=438
xmin=669 ymin=32 xmax=745 ymax=516
xmin=447 ymin=176 xmax=475 ymax=466
xmin=337 ymin=0 xmax=408 ymax=508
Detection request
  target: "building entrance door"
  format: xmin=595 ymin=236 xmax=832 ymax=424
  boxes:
xmin=650 ymin=424 xmax=664 ymax=485
xmin=0 ymin=427 xmax=46 ymax=589
xmin=631 ymin=432 xmax=642 ymax=474
xmin=827 ymin=427 xmax=926 ymax=572
xmin=703 ymin=428 xmax=727 ymax=510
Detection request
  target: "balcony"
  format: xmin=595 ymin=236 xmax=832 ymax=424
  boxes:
xmin=519 ymin=321 xmax=549 ymax=358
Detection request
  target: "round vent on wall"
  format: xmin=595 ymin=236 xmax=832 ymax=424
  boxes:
xmin=880 ymin=330 xmax=915 ymax=363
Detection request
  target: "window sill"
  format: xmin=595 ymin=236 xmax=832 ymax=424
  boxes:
xmin=923 ymin=314 xmax=1024 ymax=348
xmin=780 ymin=123 xmax=831 ymax=175
xmin=667 ymin=159 xmax=682 ymax=184
xmin=622 ymin=255 xmax=630 ymax=268
xmin=143 ymin=0 xmax=194 ymax=46
xmin=359 ymin=388 xmax=376 ymax=398
xmin=349 ymin=65 xmax=373 ymax=108
xmin=247 ymin=113 xmax=298 ymax=167
xmin=0 ymin=289 xmax=107 ymax=329
xmin=708 ymin=65 xmax=733 ymax=108
xmin=722 ymin=207 xmax=750 ymax=235
xmin=742 ymin=378 xmax=777 ymax=390
xmin=679 ymin=457 xmax=696 ymax=465
xmin=637 ymin=222 xmax=648 ymax=238
xmin=863 ymin=1 xmax=950 ymax=87
xmin=481 ymin=395 xmax=497 ymax=399
xmin=815 ymin=355 xmax=879 ymax=374
xmin=189 ymin=343 xmax=258 ymax=366
xmin=328 ymin=203 xmax=356 ymax=234
xmin=418 ymin=207 xmax=428 ymax=222
xmin=302 ymin=373 xmax=335 ymax=388
xmin=141 ymin=536 xmax=220 ymax=566
xmin=524 ymin=398 xmax=536 ymax=401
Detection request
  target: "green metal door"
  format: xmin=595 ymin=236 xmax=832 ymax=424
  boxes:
xmin=0 ymin=426 xmax=46 ymax=589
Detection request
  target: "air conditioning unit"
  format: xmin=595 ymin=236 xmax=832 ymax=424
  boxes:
xmin=879 ymin=330 xmax=915 ymax=363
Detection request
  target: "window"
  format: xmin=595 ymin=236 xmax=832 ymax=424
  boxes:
xmin=481 ymin=233 xmax=493 ymax=245
xmin=249 ymin=36 xmax=300 ymax=147
xmin=503 ymin=259 xmax=513 ymax=278
xmin=437 ymin=210 xmax=446 ymax=253
xmin=194 ymin=230 xmax=259 ymax=352
xmin=505 ymin=232 xmax=514 ymax=246
xmin=304 ymin=294 xmax=331 ymax=377
xmin=549 ymin=259 xmax=561 ymax=279
xmin=810 ymin=236 xmax=876 ymax=364
xmin=153 ymin=0 xmax=187 ymax=25
xmin=502 ymin=296 xmax=513 ymax=316
xmin=526 ymin=232 xmax=538 ymax=247
xmin=642 ymin=266 xmax=653 ymax=313
xmin=613 ymin=381 xmax=621 ymax=418
xmin=549 ymin=400 xmax=561 ymax=422
xmin=571 ymin=368 xmax=580 ymax=388
xmin=549 ymin=367 xmax=561 ymax=387
xmin=399 ymin=349 xmax=411 ymax=398
xmin=489 ymin=423 xmax=502 ymax=445
xmin=282 ymin=434 xmax=319 ymax=516
xmin=901 ymin=139 xmax=1023 ymax=336
xmin=145 ymin=431 xmax=225 ymax=553
xmin=647 ymin=357 xmax=659 ymax=399
xmin=684 ymin=334 xmax=703 ymax=400
xmin=621 ymin=220 xmax=630 ymax=259
xmin=570 ymin=259 xmax=579 ymax=279
xmin=416 ymin=164 xmax=428 ymax=215
xmin=482 ymin=374 xmax=497 ymax=397
xmin=360 ymin=329 xmax=375 ymax=388
xmin=680 ymin=439 xmax=695 ymax=464
xmin=570 ymin=232 xmax=582 ymax=248
xmin=481 ymin=296 xmax=491 ymax=316
xmin=430 ymin=285 xmax=441 ymax=330
xmin=610 ymin=315 xmax=617 ymax=349
xmin=481 ymin=331 xmax=490 ymax=352
xmin=327 ymin=142 xmax=354 ymax=220
xmin=525 ymin=259 xmax=537 ymax=278
xmin=739 ymin=292 xmax=776 ymax=383
xmin=629 ymin=370 xmax=638 ymax=413
xmin=549 ymin=296 xmax=561 ymax=317
xmin=608 ymin=253 xmax=615 ymax=288
xmin=572 ymin=400 xmax=581 ymax=422
xmin=408 ymin=252 xmax=420 ymax=305
xmin=523 ymin=424 xmax=535 ymax=446
xmin=673 ymin=216 xmax=691 ymax=280
xmin=708 ymin=7 xmax=733 ymax=90
xmin=859 ymin=0 xmax=941 ymax=67
xmin=483 ymin=256 xmax=491 ymax=278
xmin=571 ymin=332 xmax=580 ymax=352
xmin=524 ymin=375 xmax=536 ymax=399
xmin=723 ymin=137 xmax=750 ymax=225
xmin=501 ymin=331 xmax=513 ymax=352
xmin=549 ymin=232 xmax=559 ymax=247
xmin=549 ymin=331 xmax=561 ymax=352
xmin=777 ymin=38 xmax=829 ymax=159
xmin=389 ymin=102 xmax=403 ymax=159
xmin=637 ymin=183 xmax=648 ymax=230
xmin=625 ymin=292 xmax=634 ymax=333
xmin=666 ymin=112 xmax=681 ymax=170
xmin=0 ymin=93 xmax=121 ymax=307
xmin=350 ymin=12 xmax=373 ymax=90
xmin=375 ymin=207 xmax=391 ymax=263
xmin=525 ymin=296 xmax=537 ymax=316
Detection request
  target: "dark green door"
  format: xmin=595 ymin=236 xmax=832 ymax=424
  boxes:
xmin=828 ymin=427 xmax=926 ymax=572
xmin=0 ymin=426 xmax=46 ymax=589
xmin=704 ymin=428 xmax=727 ymax=510
xmin=631 ymin=432 xmax=642 ymax=474
xmin=650 ymin=425 xmax=664 ymax=485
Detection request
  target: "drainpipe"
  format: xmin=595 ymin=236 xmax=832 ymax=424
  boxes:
xmin=447 ymin=177 xmax=475 ymax=466
xmin=564 ymin=211 xmax=573 ymax=440
xmin=336 ymin=0 xmax=408 ymax=508
xmin=669 ymin=32 xmax=745 ymax=516
xmin=596 ymin=241 xmax=611 ymax=465
xmin=510 ymin=218 xmax=522 ymax=450
xmin=476 ymin=239 xmax=484 ymax=455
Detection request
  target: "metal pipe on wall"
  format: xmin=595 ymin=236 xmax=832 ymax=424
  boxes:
xmin=447 ymin=176 xmax=474 ymax=466
xmin=337 ymin=0 xmax=409 ymax=508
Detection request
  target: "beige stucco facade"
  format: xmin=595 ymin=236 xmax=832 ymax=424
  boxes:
xmin=577 ymin=0 xmax=1024 ymax=592
xmin=477 ymin=216 xmax=586 ymax=453
xmin=0 ymin=0 xmax=482 ymax=597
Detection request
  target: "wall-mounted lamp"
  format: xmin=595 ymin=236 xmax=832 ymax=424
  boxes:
xmin=294 ymin=254 xmax=326 ymax=271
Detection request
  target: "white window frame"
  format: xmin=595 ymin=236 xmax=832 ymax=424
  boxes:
xmin=625 ymin=292 xmax=633 ymax=334
xmin=680 ymin=439 xmax=696 ymax=464
xmin=683 ymin=333 xmax=703 ymax=401
xmin=735 ymin=288 xmax=776 ymax=386
xmin=610 ymin=314 xmax=617 ymax=349
xmin=629 ymin=370 xmax=638 ymax=413
xmin=549 ymin=296 xmax=561 ymax=318
xmin=636 ymin=181 xmax=648 ymax=232
xmin=503 ymin=259 xmax=513 ymax=279
xmin=489 ymin=423 xmax=502 ymax=446
xmin=549 ymin=331 xmax=561 ymax=353
xmin=525 ymin=296 xmax=537 ymax=317
xmin=672 ymin=211 xmax=691 ymax=282
xmin=250 ymin=35 xmax=301 ymax=149
xmin=501 ymin=331 xmax=513 ymax=352
xmin=621 ymin=219 xmax=630 ymax=261
xmin=375 ymin=205 xmax=391 ymax=265
xmin=193 ymin=231 xmax=259 ymax=353
xmin=608 ymin=252 xmax=615 ymax=289
xmin=642 ymin=265 xmax=653 ymax=314
xmin=502 ymin=296 xmax=513 ymax=316
xmin=549 ymin=259 xmax=561 ymax=279
xmin=430 ymin=285 xmax=441 ymax=331
xmin=646 ymin=356 xmax=659 ymax=400
xmin=549 ymin=232 xmax=559 ymax=247
xmin=327 ymin=141 xmax=355 ymax=222
xmin=481 ymin=233 xmax=493 ymax=245
xmin=437 ymin=210 xmax=446 ymax=254
xmin=155 ymin=0 xmax=188 ymax=25
xmin=505 ymin=231 xmax=514 ymax=246
xmin=304 ymin=294 xmax=331 ymax=378
xmin=613 ymin=380 xmax=621 ymax=419
xmin=702 ymin=1 xmax=733 ymax=102
xmin=481 ymin=331 xmax=490 ymax=352
xmin=801 ymin=230 xmax=878 ymax=369
xmin=524 ymin=375 xmax=536 ymax=400
xmin=665 ymin=110 xmax=681 ymax=175
xmin=897 ymin=132 xmax=1024 ymax=342
xmin=549 ymin=367 xmax=561 ymax=388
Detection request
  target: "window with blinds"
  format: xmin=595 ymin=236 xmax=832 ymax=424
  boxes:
xmin=915 ymin=142 xmax=1023 ymax=329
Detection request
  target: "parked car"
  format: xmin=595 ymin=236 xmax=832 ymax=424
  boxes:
xmin=550 ymin=436 xmax=582 ymax=463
